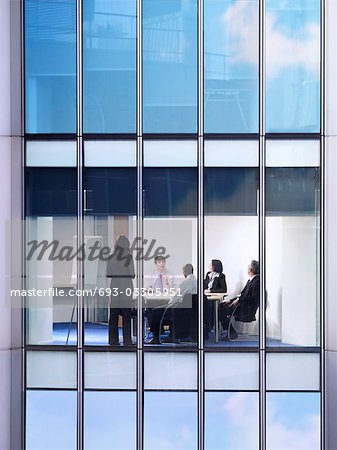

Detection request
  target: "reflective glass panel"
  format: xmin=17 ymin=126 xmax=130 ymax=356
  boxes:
xmin=25 ymin=0 xmax=76 ymax=133
xmin=143 ymin=167 xmax=198 ymax=347
xmin=204 ymin=151 xmax=259 ymax=348
xmin=83 ymin=168 xmax=137 ymax=347
xmin=144 ymin=352 xmax=197 ymax=389
xmin=267 ymin=393 xmax=320 ymax=450
xmin=266 ymin=0 xmax=320 ymax=133
xmin=25 ymin=168 xmax=78 ymax=345
xmin=26 ymin=351 xmax=77 ymax=388
xmin=26 ymin=141 xmax=77 ymax=167
xmin=204 ymin=0 xmax=259 ymax=133
xmin=144 ymin=392 xmax=197 ymax=450
xmin=26 ymin=390 xmax=77 ymax=450
xmin=83 ymin=0 xmax=136 ymax=133
xmin=205 ymin=353 xmax=259 ymax=390
xmin=266 ymin=353 xmax=320 ymax=391
xmin=266 ymin=142 xmax=320 ymax=348
xmin=205 ymin=392 xmax=259 ymax=450
xmin=85 ymin=352 xmax=136 ymax=389
xmin=84 ymin=392 xmax=136 ymax=450
xmin=143 ymin=0 xmax=197 ymax=133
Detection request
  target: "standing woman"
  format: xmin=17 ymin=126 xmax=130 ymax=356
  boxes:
xmin=204 ymin=259 xmax=227 ymax=338
xmin=107 ymin=235 xmax=135 ymax=346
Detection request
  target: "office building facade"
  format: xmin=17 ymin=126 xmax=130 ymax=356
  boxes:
xmin=1 ymin=0 xmax=337 ymax=449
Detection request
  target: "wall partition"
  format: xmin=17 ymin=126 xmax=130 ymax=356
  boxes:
xmin=23 ymin=0 xmax=323 ymax=449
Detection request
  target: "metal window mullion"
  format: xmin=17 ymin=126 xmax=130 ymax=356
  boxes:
xmin=259 ymin=0 xmax=266 ymax=450
xmin=76 ymin=0 xmax=84 ymax=448
xmin=319 ymin=0 xmax=327 ymax=446
xmin=198 ymin=0 xmax=204 ymax=447
xmin=136 ymin=0 xmax=143 ymax=447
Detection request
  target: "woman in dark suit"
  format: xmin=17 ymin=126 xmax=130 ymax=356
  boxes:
xmin=107 ymin=235 xmax=135 ymax=346
xmin=204 ymin=259 xmax=227 ymax=339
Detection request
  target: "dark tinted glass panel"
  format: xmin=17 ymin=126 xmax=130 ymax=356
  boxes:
xmin=143 ymin=168 xmax=198 ymax=216
xmin=25 ymin=168 xmax=77 ymax=216
xmin=84 ymin=168 xmax=137 ymax=215
xmin=204 ymin=0 xmax=259 ymax=133
xmin=83 ymin=0 xmax=136 ymax=133
xmin=204 ymin=168 xmax=259 ymax=215
xmin=266 ymin=168 xmax=320 ymax=215
xmin=25 ymin=0 xmax=76 ymax=133
xmin=143 ymin=0 xmax=198 ymax=133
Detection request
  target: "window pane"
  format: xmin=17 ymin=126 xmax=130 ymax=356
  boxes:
xmin=204 ymin=0 xmax=259 ymax=133
xmin=267 ymin=393 xmax=320 ymax=450
xmin=25 ymin=168 xmax=78 ymax=346
xmin=205 ymin=353 xmax=259 ymax=390
xmin=144 ymin=392 xmax=197 ymax=450
xmin=204 ymin=156 xmax=259 ymax=348
xmin=144 ymin=352 xmax=197 ymax=389
xmin=144 ymin=140 xmax=198 ymax=167
xmin=83 ymin=168 xmax=137 ymax=347
xmin=84 ymin=392 xmax=136 ymax=450
xmin=25 ymin=0 xmax=76 ymax=133
xmin=205 ymin=392 xmax=259 ymax=450
xmin=26 ymin=390 xmax=77 ymax=450
xmin=85 ymin=352 xmax=136 ymax=389
xmin=266 ymin=0 xmax=320 ymax=133
xmin=143 ymin=167 xmax=198 ymax=347
xmin=26 ymin=141 xmax=77 ymax=167
xmin=83 ymin=0 xmax=136 ymax=133
xmin=266 ymin=142 xmax=320 ymax=348
xmin=143 ymin=0 xmax=197 ymax=133
xmin=266 ymin=353 xmax=320 ymax=391
xmin=26 ymin=351 xmax=77 ymax=388
xmin=84 ymin=141 xmax=136 ymax=167
xmin=204 ymin=140 xmax=259 ymax=167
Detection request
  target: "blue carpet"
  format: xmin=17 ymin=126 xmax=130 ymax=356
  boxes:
xmin=53 ymin=322 xmax=294 ymax=347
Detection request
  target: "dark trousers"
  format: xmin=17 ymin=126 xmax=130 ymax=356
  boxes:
xmin=219 ymin=302 xmax=237 ymax=334
xmin=203 ymin=295 xmax=215 ymax=335
xmin=109 ymin=307 xmax=133 ymax=346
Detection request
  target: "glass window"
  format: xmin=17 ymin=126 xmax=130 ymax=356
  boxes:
xmin=144 ymin=392 xmax=197 ymax=450
xmin=83 ymin=168 xmax=137 ymax=347
xmin=204 ymin=0 xmax=259 ymax=133
xmin=25 ymin=0 xmax=76 ymax=133
xmin=26 ymin=141 xmax=77 ymax=167
xmin=266 ymin=141 xmax=320 ymax=348
xmin=205 ymin=353 xmax=259 ymax=390
xmin=144 ymin=352 xmax=197 ymax=389
xmin=143 ymin=167 xmax=198 ymax=347
xmin=267 ymin=393 xmax=320 ymax=450
xmin=26 ymin=390 xmax=77 ymax=450
xmin=266 ymin=0 xmax=320 ymax=133
xmin=205 ymin=392 xmax=259 ymax=450
xmin=26 ymin=351 xmax=77 ymax=388
xmin=144 ymin=140 xmax=198 ymax=167
xmin=84 ymin=141 xmax=136 ymax=167
xmin=142 ymin=0 xmax=197 ymax=133
xmin=85 ymin=352 xmax=136 ymax=389
xmin=84 ymin=392 xmax=136 ymax=450
xmin=204 ymin=143 xmax=259 ymax=348
xmin=83 ymin=0 xmax=136 ymax=133
xmin=266 ymin=353 xmax=320 ymax=391
xmin=25 ymin=168 xmax=78 ymax=346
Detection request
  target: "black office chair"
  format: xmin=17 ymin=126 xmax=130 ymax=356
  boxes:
xmin=227 ymin=303 xmax=259 ymax=342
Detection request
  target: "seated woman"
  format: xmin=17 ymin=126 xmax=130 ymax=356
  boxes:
xmin=203 ymin=259 xmax=227 ymax=339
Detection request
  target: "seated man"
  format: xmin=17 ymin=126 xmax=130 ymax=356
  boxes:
xmin=147 ymin=255 xmax=175 ymax=292
xmin=165 ymin=263 xmax=197 ymax=343
xmin=219 ymin=260 xmax=260 ymax=340
xmin=147 ymin=263 xmax=196 ymax=344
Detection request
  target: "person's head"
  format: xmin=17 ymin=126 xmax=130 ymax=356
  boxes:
xmin=155 ymin=255 xmax=166 ymax=272
xmin=114 ymin=235 xmax=130 ymax=252
xmin=183 ymin=263 xmax=194 ymax=278
xmin=248 ymin=260 xmax=259 ymax=276
xmin=210 ymin=259 xmax=223 ymax=274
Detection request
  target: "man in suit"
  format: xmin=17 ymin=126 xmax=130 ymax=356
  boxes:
xmin=219 ymin=260 xmax=260 ymax=340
